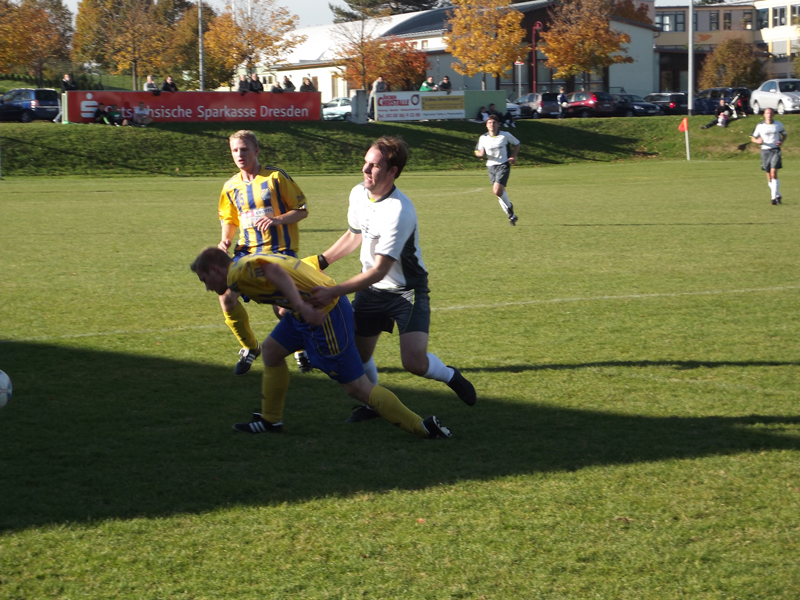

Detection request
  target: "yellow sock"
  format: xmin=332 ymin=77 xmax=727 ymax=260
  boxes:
xmin=223 ymin=302 xmax=258 ymax=349
xmin=261 ymin=363 xmax=289 ymax=423
xmin=367 ymin=385 xmax=427 ymax=438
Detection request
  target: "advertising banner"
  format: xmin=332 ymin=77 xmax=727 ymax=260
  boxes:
xmin=64 ymin=91 xmax=321 ymax=124
xmin=375 ymin=91 xmax=465 ymax=121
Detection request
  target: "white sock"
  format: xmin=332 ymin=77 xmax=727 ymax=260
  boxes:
xmin=497 ymin=193 xmax=512 ymax=217
xmin=423 ymin=352 xmax=454 ymax=383
xmin=774 ymin=178 xmax=780 ymax=197
xmin=768 ymin=179 xmax=776 ymax=198
xmin=362 ymin=357 xmax=379 ymax=385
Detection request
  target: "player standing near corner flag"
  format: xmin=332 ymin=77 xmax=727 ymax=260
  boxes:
xmin=217 ymin=130 xmax=313 ymax=375
xmin=750 ymin=108 xmax=787 ymax=205
xmin=474 ymin=113 xmax=520 ymax=226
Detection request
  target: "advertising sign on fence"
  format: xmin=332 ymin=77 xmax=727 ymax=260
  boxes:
xmin=64 ymin=91 xmax=321 ymax=124
xmin=375 ymin=91 xmax=466 ymax=121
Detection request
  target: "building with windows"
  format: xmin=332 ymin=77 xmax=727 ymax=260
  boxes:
xmin=654 ymin=0 xmax=800 ymax=91
xmin=272 ymin=0 xmax=659 ymax=102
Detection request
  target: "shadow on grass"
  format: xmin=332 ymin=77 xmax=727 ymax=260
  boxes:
xmin=1 ymin=341 xmax=797 ymax=532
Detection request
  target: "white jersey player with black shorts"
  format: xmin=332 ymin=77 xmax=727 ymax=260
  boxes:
xmin=309 ymin=136 xmax=477 ymax=426
xmin=750 ymin=108 xmax=787 ymax=205
xmin=475 ymin=113 xmax=521 ymax=225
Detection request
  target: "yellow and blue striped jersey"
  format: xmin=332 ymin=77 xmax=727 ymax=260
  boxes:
xmin=218 ymin=166 xmax=307 ymax=255
xmin=227 ymin=254 xmax=338 ymax=316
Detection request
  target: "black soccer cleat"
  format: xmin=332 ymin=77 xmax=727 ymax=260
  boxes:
xmin=776 ymin=195 xmax=782 ymax=204
xmin=234 ymin=345 xmax=260 ymax=375
xmin=345 ymin=404 xmax=381 ymax=423
xmin=446 ymin=366 xmax=477 ymax=406
xmin=294 ymin=350 xmax=313 ymax=374
xmin=509 ymin=214 xmax=518 ymax=226
xmin=422 ymin=415 xmax=452 ymax=439
xmin=232 ymin=412 xmax=283 ymax=434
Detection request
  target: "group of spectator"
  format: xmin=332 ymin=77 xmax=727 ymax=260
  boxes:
xmin=235 ymin=74 xmax=316 ymax=94
xmin=92 ymin=101 xmax=152 ymax=127
xmin=143 ymin=74 xmax=178 ymax=93
xmin=419 ymin=75 xmax=452 ymax=94
xmin=475 ymin=103 xmax=516 ymax=128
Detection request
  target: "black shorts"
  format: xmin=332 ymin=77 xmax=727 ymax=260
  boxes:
xmin=761 ymin=148 xmax=782 ymax=171
xmin=352 ymin=287 xmax=431 ymax=337
xmin=488 ymin=162 xmax=511 ymax=187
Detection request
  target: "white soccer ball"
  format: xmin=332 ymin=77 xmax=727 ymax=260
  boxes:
xmin=0 ymin=370 xmax=12 ymax=409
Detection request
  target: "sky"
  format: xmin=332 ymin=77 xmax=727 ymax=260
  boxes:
xmin=63 ymin=0 xmax=345 ymax=29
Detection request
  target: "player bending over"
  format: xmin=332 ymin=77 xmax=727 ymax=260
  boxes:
xmin=191 ymin=247 xmax=452 ymax=439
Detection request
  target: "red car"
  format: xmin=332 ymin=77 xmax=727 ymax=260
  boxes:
xmin=564 ymin=91 xmax=616 ymax=118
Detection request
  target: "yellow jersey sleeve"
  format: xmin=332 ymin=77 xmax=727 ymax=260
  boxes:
xmin=218 ymin=175 xmax=241 ymax=226
xmin=228 ymin=254 xmax=338 ymax=315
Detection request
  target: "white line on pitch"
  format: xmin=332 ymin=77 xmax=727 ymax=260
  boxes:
xmin=9 ymin=285 xmax=800 ymax=342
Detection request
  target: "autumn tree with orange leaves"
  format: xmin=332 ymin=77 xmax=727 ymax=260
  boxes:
xmin=444 ymin=0 xmax=529 ymax=90
xmin=1 ymin=0 xmax=72 ymax=82
xmin=338 ymin=36 xmax=429 ymax=92
xmin=540 ymin=0 xmax=635 ymax=84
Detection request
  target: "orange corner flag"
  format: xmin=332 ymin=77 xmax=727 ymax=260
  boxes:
xmin=678 ymin=117 xmax=688 ymax=132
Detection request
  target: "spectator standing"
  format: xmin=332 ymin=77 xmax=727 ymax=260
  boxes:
xmin=557 ymin=87 xmax=568 ymax=119
xmin=53 ymin=73 xmax=76 ymax=122
xmin=249 ymin=73 xmax=263 ymax=93
xmin=237 ymin=74 xmax=249 ymax=95
xmin=368 ymin=75 xmax=385 ymax=120
xmin=162 ymin=76 xmax=178 ymax=92
xmin=299 ymin=77 xmax=316 ymax=92
xmin=282 ymin=76 xmax=295 ymax=92
xmin=438 ymin=76 xmax=452 ymax=94
xmin=144 ymin=75 xmax=159 ymax=92
xmin=420 ymin=76 xmax=438 ymax=91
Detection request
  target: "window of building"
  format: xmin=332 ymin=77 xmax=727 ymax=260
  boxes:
xmin=723 ymin=12 xmax=732 ymax=30
xmin=656 ymin=12 xmax=684 ymax=32
xmin=743 ymin=11 xmax=753 ymax=29
xmin=675 ymin=13 xmax=685 ymax=31
xmin=694 ymin=12 xmax=698 ymax=30
xmin=793 ymin=5 xmax=800 ymax=24
xmin=774 ymin=6 xmax=787 ymax=27
xmin=757 ymin=8 xmax=769 ymax=29
xmin=421 ymin=40 xmax=428 ymax=48
xmin=709 ymin=11 xmax=719 ymax=30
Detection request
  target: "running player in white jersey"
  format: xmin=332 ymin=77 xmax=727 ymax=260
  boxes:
xmin=475 ymin=113 xmax=521 ymax=225
xmin=750 ymin=108 xmax=788 ymax=205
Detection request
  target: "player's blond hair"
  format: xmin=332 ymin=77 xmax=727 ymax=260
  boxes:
xmin=229 ymin=130 xmax=259 ymax=149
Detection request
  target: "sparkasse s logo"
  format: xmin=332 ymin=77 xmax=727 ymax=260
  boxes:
xmin=80 ymin=93 xmax=98 ymax=118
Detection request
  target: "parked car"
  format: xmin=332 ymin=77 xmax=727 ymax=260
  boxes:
xmin=694 ymin=87 xmax=751 ymax=115
xmin=0 ymin=88 xmax=60 ymax=122
xmin=749 ymin=79 xmax=800 ymax=114
xmin=321 ymin=96 xmax=352 ymax=120
xmin=516 ymin=92 xmax=560 ymax=118
xmin=612 ymin=94 xmax=662 ymax=117
xmin=642 ymin=92 xmax=688 ymax=115
xmin=564 ymin=91 xmax=616 ymax=118
xmin=505 ymin=101 xmax=521 ymax=121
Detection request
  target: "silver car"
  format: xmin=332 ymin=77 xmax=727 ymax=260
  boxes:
xmin=749 ymin=79 xmax=800 ymax=115
xmin=322 ymin=96 xmax=352 ymax=120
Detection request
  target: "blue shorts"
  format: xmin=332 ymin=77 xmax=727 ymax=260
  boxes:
xmin=269 ymin=296 xmax=364 ymax=384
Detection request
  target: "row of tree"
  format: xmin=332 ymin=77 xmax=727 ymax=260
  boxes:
xmin=0 ymin=0 xmax=774 ymax=94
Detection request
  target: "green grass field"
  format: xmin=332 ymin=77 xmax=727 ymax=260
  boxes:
xmin=1 ymin=160 xmax=799 ymax=598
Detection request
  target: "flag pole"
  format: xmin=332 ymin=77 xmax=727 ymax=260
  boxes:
xmin=679 ymin=117 xmax=690 ymax=161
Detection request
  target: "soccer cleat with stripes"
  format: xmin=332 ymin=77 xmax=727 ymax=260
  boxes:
xmin=234 ymin=345 xmax=260 ymax=375
xmin=422 ymin=415 xmax=452 ymax=439
xmin=446 ymin=366 xmax=477 ymax=406
xmin=294 ymin=350 xmax=313 ymax=374
xmin=232 ymin=412 xmax=283 ymax=434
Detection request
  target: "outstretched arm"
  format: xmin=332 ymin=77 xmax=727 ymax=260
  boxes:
xmin=309 ymin=254 xmax=394 ymax=308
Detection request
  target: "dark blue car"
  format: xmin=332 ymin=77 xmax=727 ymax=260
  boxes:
xmin=694 ymin=87 xmax=751 ymax=115
xmin=0 ymin=88 xmax=60 ymax=122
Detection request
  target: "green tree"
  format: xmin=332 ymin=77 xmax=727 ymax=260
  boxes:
xmin=698 ymin=38 xmax=766 ymax=89
xmin=444 ymin=0 xmax=529 ymax=90
xmin=539 ymin=0 xmax=634 ymax=83
xmin=163 ymin=2 xmax=221 ymax=89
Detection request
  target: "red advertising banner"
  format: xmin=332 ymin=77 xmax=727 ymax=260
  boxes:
xmin=64 ymin=91 xmax=321 ymax=123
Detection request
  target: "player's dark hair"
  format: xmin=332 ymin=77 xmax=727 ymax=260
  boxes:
xmin=372 ymin=135 xmax=409 ymax=179
xmin=486 ymin=113 xmax=500 ymax=123
xmin=190 ymin=247 xmax=233 ymax=274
